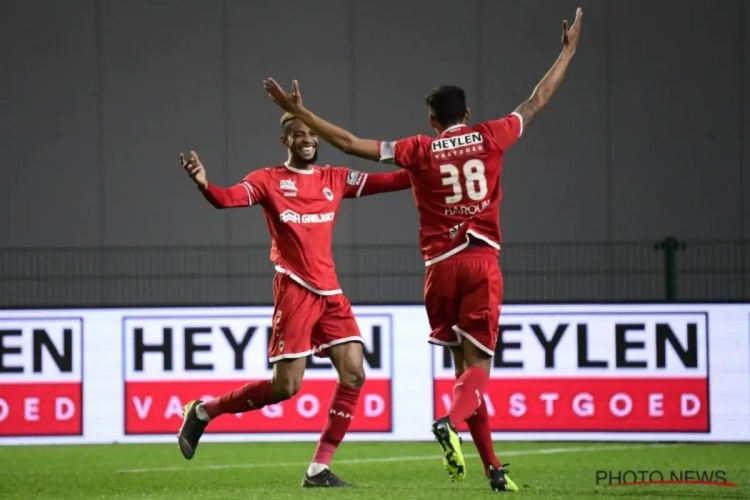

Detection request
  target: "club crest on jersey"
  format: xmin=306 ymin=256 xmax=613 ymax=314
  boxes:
xmin=449 ymin=223 xmax=463 ymax=240
xmin=323 ymin=187 xmax=334 ymax=201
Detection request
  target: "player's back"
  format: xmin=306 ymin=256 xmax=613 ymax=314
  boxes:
xmin=397 ymin=114 xmax=522 ymax=266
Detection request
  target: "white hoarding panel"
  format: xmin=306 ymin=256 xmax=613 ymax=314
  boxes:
xmin=0 ymin=304 xmax=747 ymax=444
xmin=0 ymin=317 xmax=83 ymax=437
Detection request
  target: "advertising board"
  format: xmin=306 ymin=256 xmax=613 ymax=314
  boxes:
xmin=0 ymin=304 xmax=748 ymax=445
xmin=0 ymin=317 xmax=83 ymax=437
xmin=433 ymin=312 xmax=710 ymax=433
xmin=122 ymin=314 xmax=393 ymax=434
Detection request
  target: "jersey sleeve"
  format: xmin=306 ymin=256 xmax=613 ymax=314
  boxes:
xmin=339 ymin=168 xmax=369 ymax=198
xmin=377 ymin=135 xmax=424 ymax=169
xmin=240 ymin=169 xmax=268 ymax=206
xmin=477 ymin=112 xmax=524 ymax=152
xmin=200 ymin=183 xmax=251 ymax=209
xmin=341 ymin=169 xmax=411 ymax=198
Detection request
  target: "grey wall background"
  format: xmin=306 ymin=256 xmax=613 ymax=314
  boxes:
xmin=2 ymin=0 xmax=748 ymax=247
xmin=0 ymin=0 xmax=748 ymax=306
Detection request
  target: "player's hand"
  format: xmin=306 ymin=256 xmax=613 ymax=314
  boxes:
xmin=263 ymin=78 xmax=304 ymax=114
xmin=179 ymin=150 xmax=207 ymax=189
xmin=562 ymin=7 xmax=583 ymax=53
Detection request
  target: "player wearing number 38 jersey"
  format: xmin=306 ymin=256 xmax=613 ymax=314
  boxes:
xmin=263 ymin=7 xmax=582 ymax=493
xmin=377 ymin=106 xmax=522 ymax=494
xmin=378 ymin=114 xmax=520 ymax=265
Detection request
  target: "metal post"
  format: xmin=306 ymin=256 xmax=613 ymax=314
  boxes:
xmin=655 ymin=236 xmax=685 ymax=302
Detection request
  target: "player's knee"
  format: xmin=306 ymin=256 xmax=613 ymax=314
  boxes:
xmin=461 ymin=338 xmax=493 ymax=372
xmin=270 ymin=357 xmax=306 ymax=400
xmin=463 ymin=353 xmax=492 ymax=374
xmin=450 ymin=347 xmax=465 ymax=379
xmin=270 ymin=377 xmax=301 ymax=401
xmin=339 ymin=365 xmax=366 ymax=389
xmin=329 ymin=341 xmax=366 ymax=388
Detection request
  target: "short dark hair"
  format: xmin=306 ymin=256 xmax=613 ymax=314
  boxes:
xmin=425 ymin=85 xmax=467 ymax=127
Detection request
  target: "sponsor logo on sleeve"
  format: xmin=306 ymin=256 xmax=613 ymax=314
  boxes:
xmin=347 ymin=170 xmax=363 ymax=186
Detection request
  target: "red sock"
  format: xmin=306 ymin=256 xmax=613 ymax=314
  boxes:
xmin=202 ymin=380 xmax=281 ymax=419
xmin=466 ymin=397 xmax=502 ymax=473
xmin=447 ymin=366 xmax=488 ymax=426
xmin=312 ymin=384 xmax=361 ymax=466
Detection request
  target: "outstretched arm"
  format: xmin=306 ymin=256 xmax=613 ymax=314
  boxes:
xmin=263 ymin=79 xmax=381 ymax=162
xmin=343 ymin=169 xmax=412 ymax=198
xmin=180 ymin=151 xmax=256 ymax=209
xmin=200 ymin=182 xmax=251 ymax=209
xmin=514 ymin=7 xmax=583 ymax=130
xmin=297 ymin=107 xmax=381 ymax=162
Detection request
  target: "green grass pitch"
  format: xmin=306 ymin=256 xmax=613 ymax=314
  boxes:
xmin=1 ymin=441 xmax=749 ymax=499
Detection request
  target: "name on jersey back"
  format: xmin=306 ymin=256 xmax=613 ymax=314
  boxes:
xmin=445 ymin=199 xmax=490 ymax=217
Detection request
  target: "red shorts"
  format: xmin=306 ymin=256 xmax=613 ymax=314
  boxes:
xmin=424 ymin=246 xmax=502 ymax=356
xmin=268 ymin=274 xmax=362 ymax=363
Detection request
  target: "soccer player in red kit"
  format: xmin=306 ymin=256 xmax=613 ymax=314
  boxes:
xmin=263 ymin=8 xmax=583 ymax=492
xmin=176 ymin=112 xmax=411 ymax=488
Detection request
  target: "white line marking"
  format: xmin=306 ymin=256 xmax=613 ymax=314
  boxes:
xmin=119 ymin=443 xmax=680 ymax=474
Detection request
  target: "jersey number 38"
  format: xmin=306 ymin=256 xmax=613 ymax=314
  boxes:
xmin=439 ymin=159 xmax=488 ymax=204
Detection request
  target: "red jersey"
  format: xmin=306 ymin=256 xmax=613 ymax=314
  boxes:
xmin=201 ymin=162 xmax=410 ymax=295
xmin=378 ymin=113 xmax=523 ymax=266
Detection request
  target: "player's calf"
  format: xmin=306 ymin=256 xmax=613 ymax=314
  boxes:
xmin=451 ymin=347 xmax=504 ymax=475
xmin=302 ymin=341 xmax=364 ymax=486
xmin=430 ymin=339 xmax=492 ymax=480
xmin=466 ymin=403 xmax=502 ymax=472
xmin=447 ymin=339 xmax=491 ymax=425
xmin=177 ymin=358 xmax=306 ymax=460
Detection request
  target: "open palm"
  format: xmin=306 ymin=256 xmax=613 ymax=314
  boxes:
xmin=263 ymin=78 xmax=304 ymax=114
xmin=562 ymin=8 xmax=583 ymax=51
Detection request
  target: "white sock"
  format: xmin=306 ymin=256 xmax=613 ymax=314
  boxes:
xmin=195 ymin=403 xmax=211 ymax=422
xmin=307 ymin=462 xmax=329 ymax=476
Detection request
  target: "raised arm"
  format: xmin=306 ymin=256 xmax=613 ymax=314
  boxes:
xmin=263 ymin=79 xmax=381 ymax=162
xmin=514 ymin=8 xmax=583 ymax=130
xmin=342 ymin=169 xmax=412 ymax=199
xmin=180 ymin=150 xmax=254 ymax=209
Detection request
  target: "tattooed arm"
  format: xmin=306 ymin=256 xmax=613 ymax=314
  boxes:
xmin=514 ymin=8 xmax=583 ymax=129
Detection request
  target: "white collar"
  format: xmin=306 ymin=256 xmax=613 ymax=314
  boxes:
xmin=440 ymin=124 xmax=467 ymax=136
xmin=283 ymin=161 xmax=315 ymax=175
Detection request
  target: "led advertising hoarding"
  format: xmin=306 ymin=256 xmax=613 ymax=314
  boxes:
xmin=0 ymin=304 xmax=747 ymax=445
